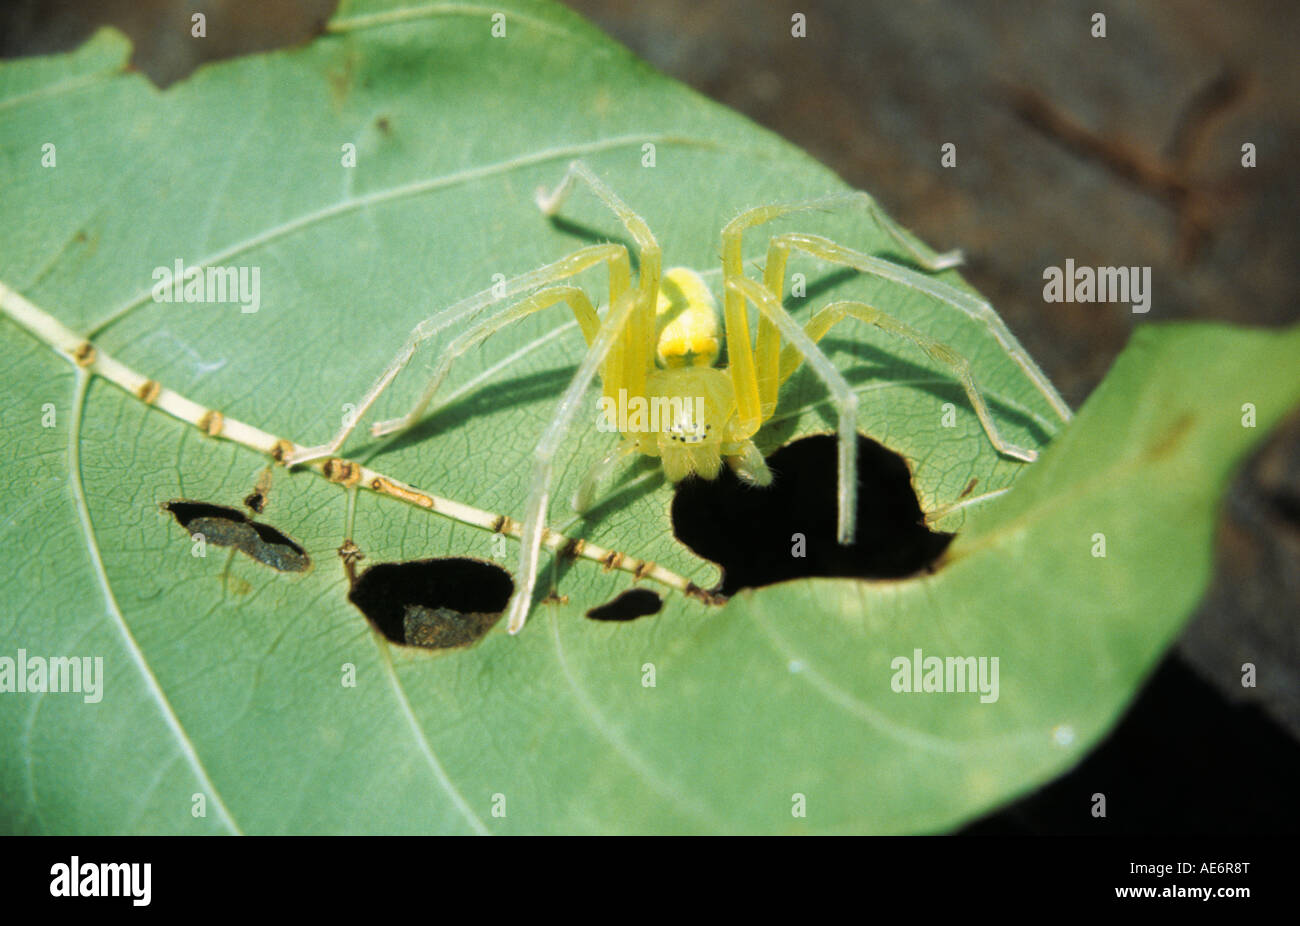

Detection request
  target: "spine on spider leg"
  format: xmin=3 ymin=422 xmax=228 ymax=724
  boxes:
xmin=0 ymin=280 xmax=699 ymax=598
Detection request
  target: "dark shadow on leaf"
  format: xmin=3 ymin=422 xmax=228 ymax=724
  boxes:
xmin=776 ymin=336 xmax=1055 ymax=447
xmin=571 ymin=454 xmax=663 ymax=523
xmin=586 ymin=588 xmax=663 ymax=622
xmin=545 ymin=215 xmax=639 ymax=274
xmin=359 ymin=365 xmax=580 ymax=461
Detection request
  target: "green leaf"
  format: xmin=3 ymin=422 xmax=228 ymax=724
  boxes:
xmin=719 ymin=322 xmax=1300 ymax=831
xmin=1 ymin=0 xmax=1295 ymax=834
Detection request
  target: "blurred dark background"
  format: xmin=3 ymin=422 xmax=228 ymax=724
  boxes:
xmin=2 ymin=0 xmax=1296 ymax=833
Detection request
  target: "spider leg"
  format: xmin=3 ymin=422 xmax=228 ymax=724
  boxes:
xmin=726 ymin=276 xmax=859 ymax=545
xmin=287 ymin=243 xmax=630 ymax=466
xmin=506 ymin=289 xmax=642 ymax=634
xmin=721 ymin=194 xmax=965 ymax=426
xmin=724 ymin=439 xmax=771 ymax=486
xmin=370 ymin=285 xmax=602 ymax=438
xmin=723 ymin=193 xmax=964 ymax=276
xmin=784 ymin=300 xmax=1038 ymax=463
xmin=764 ymin=232 xmax=1073 ymax=424
xmin=536 ymin=160 xmax=661 ymax=402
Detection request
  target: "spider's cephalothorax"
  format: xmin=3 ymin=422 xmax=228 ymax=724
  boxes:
xmin=633 ymin=267 xmax=770 ymax=486
xmin=289 ymin=160 xmax=1071 ymax=633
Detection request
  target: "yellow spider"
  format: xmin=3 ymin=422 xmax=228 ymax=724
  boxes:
xmin=290 ymin=161 xmax=1071 ymax=633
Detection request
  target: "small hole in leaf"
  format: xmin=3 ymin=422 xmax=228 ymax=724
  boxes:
xmin=163 ymin=501 xmax=310 ymax=572
xmin=586 ymin=588 xmax=663 ymax=622
xmin=671 ymin=434 xmax=952 ymax=597
xmin=348 ymin=558 xmax=513 ymax=649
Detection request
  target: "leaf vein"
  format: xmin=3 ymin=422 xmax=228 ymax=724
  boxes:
xmin=88 ymin=133 xmax=723 ymax=338
xmin=67 ymin=371 xmax=244 ymax=834
xmin=374 ymin=641 xmax=491 ymax=834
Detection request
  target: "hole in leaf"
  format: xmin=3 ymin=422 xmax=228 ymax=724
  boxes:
xmin=671 ymin=434 xmax=953 ymax=597
xmin=348 ymin=558 xmax=513 ymax=649
xmin=586 ymin=588 xmax=663 ymax=622
xmin=163 ymin=501 xmax=310 ymax=573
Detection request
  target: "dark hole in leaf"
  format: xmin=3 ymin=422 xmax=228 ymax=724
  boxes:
xmin=586 ymin=588 xmax=663 ymax=622
xmin=348 ymin=558 xmax=514 ymax=649
xmin=163 ymin=501 xmax=310 ymax=573
xmin=671 ymin=434 xmax=953 ymax=597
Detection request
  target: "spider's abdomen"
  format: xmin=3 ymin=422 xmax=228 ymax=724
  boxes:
xmin=644 ymin=366 xmax=735 ymax=482
xmin=655 ymin=267 xmax=720 ymax=368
